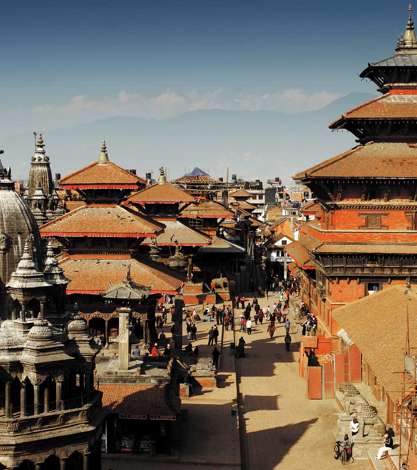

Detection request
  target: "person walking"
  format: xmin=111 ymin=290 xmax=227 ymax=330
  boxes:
xmin=246 ymin=319 xmax=252 ymax=335
xmin=191 ymin=323 xmax=197 ymax=341
xmin=267 ymin=322 xmax=276 ymax=339
xmin=350 ymin=416 xmax=360 ymax=439
xmin=208 ymin=326 xmax=214 ymax=346
xmin=284 ymin=333 xmax=292 ymax=351
xmin=213 ymin=325 xmax=219 ymax=345
xmin=212 ymin=346 xmax=220 ymax=369
xmin=285 ymin=318 xmax=291 ymax=334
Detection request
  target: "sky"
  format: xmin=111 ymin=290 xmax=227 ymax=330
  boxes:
xmin=0 ymin=0 xmax=412 ymax=179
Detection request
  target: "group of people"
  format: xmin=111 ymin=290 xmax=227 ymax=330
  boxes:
xmin=338 ymin=416 xmax=395 ymax=462
xmin=299 ymin=304 xmax=318 ymax=336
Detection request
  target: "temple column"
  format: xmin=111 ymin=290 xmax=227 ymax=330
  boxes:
xmin=44 ymin=385 xmax=49 ymax=413
xmin=20 ymin=381 xmax=26 ymax=416
xmin=83 ymin=452 xmax=90 ymax=470
xmin=34 ymin=384 xmax=40 ymax=415
xmin=60 ymin=458 xmax=67 ymax=470
xmin=5 ymin=381 xmax=11 ymax=417
xmin=56 ymin=379 xmax=63 ymax=410
xmin=104 ymin=319 xmax=109 ymax=345
xmin=35 ymin=462 xmax=41 ymax=470
xmin=39 ymin=300 xmax=46 ymax=320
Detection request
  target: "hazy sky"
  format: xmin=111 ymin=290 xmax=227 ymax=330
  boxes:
xmin=0 ymin=0 xmax=412 ymax=179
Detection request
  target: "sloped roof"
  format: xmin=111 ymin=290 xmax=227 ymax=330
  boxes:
xmin=126 ymin=182 xmax=194 ymax=205
xmin=175 ymin=167 xmax=219 ymax=185
xmin=230 ymin=200 xmax=256 ymax=211
xmin=198 ymin=236 xmax=245 ymax=254
xmin=100 ymin=383 xmax=177 ymax=419
xmin=285 ymin=241 xmax=316 ymax=270
xmin=60 ymin=255 xmax=184 ymax=295
xmin=142 ymin=218 xmax=211 ymax=246
xmin=40 ymin=204 xmax=163 ymax=238
xmin=60 ymin=160 xmax=144 ymax=189
xmin=333 ymin=285 xmax=417 ymax=401
xmin=293 ymin=142 xmax=417 ymax=180
xmin=179 ymin=200 xmax=234 ymax=219
xmin=230 ymin=188 xmax=252 ymax=198
xmin=364 ymin=53 xmax=417 ymax=69
xmin=330 ymin=93 xmax=417 ymax=128
xmin=186 ymin=167 xmax=210 ymax=177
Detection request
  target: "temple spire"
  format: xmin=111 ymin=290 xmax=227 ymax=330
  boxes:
xmin=98 ymin=141 xmax=110 ymax=164
xmin=396 ymin=1 xmax=417 ymax=53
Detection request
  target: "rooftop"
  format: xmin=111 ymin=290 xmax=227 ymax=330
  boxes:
xmin=40 ymin=204 xmax=163 ymax=238
xmin=60 ymin=143 xmax=145 ymax=189
xmin=142 ymin=218 xmax=211 ymax=246
xmin=126 ymin=181 xmax=194 ymax=205
xmin=179 ymin=200 xmax=234 ymax=219
xmin=333 ymin=285 xmax=417 ymax=401
xmin=61 ymin=255 xmax=184 ymax=295
xmin=294 ymin=142 xmax=417 ymax=180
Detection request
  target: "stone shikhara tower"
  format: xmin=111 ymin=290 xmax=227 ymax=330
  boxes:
xmin=24 ymin=134 xmax=65 ymax=226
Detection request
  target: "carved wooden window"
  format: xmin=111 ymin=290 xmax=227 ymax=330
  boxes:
xmin=359 ymin=213 xmax=387 ymax=229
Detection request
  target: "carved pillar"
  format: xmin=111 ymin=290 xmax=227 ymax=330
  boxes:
xmin=20 ymin=381 xmax=26 ymax=417
xmin=35 ymin=463 xmax=41 ymax=470
xmin=83 ymin=452 xmax=90 ymax=470
xmin=44 ymin=385 xmax=49 ymax=413
xmin=34 ymin=384 xmax=40 ymax=415
xmin=60 ymin=458 xmax=67 ymax=470
xmin=56 ymin=379 xmax=63 ymax=410
xmin=104 ymin=319 xmax=109 ymax=345
xmin=5 ymin=381 xmax=11 ymax=417
xmin=39 ymin=300 xmax=46 ymax=320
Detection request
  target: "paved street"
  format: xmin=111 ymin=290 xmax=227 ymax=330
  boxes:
xmin=236 ymin=295 xmax=370 ymax=470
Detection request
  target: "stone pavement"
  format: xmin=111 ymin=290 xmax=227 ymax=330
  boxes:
xmin=236 ymin=294 xmax=371 ymax=470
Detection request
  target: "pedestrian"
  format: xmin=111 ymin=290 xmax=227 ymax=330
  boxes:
xmin=191 ymin=323 xmax=197 ymax=341
xmin=212 ymin=346 xmax=220 ymax=369
xmin=284 ymin=333 xmax=292 ymax=351
xmin=350 ymin=416 xmax=360 ymax=438
xmin=151 ymin=343 xmax=159 ymax=357
xmin=267 ymin=322 xmax=276 ymax=338
xmin=285 ymin=318 xmax=291 ymax=334
xmin=213 ymin=325 xmax=219 ymax=344
xmin=240 ymin=315 xmax=246 ymax=332
xmin=246 ymin=319 xmax=252 ymax=335
xmin=208 ymin=326 xmax=214 ymax=346
xmin=376 ymin=433 xmax=393 ymax=460
xmin=184 ymin=342 xmax=193 ymax=353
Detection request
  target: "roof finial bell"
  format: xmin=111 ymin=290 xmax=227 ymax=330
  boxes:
xmin=98 ymin=140 xmax=109 ymax=164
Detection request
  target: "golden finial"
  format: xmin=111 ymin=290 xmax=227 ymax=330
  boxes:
xmin=396 ymin=0 xmax=417 ymax=52
xmin=158 ymin=166 xmax=167 ymax=185
xmin=98 ymin=140 xmax=109 ymax=164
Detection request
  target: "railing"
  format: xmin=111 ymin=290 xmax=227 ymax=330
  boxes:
xmin=0 ymin=392 xmax=101 ymax=435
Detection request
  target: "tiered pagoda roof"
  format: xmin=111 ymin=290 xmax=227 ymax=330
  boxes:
xmin=126 ymin=181 xmax=194 ymax=205
xmin=229 ymin=188 xmax=252 ymax=198
xmin=61 ymin=255 xmax=184 ymax=295
xmin=294 ymin=142 xmax=417 ymax=180
xmin=40 ymin=204 xmax=163 ymax=238
xmin=361 ymin=3 xmax=417 ymax=91
xmin=179 ymin=200 xmax=234 ymax=219
xmin=142 ymin=219 xmax=211 ymax=246
xmin=60 ymin=142 xmax=145 ymax=190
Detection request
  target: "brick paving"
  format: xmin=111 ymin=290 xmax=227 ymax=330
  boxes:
xmin=236 ymin=294 xmax=371 ymax=470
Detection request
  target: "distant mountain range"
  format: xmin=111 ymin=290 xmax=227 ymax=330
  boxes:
xmin=5 ymin=92 xmax=375 ymax=183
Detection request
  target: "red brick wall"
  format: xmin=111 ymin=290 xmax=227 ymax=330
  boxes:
xmin=329 ymin=209 xmax=410 ymax=231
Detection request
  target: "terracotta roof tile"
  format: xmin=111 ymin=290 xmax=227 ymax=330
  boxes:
xmin=40 ymin=205 xmax=163 ymax=238
xmin=179 ymin=200 xmax=234 ymax=219
xmin=142 ymin=218 xmax=211 ymax=246
xmin=99 ymin=383 xmax=177 ymax=419
xmin=126 ymin=182 xmax=194 ymax=205
xmin=333 ymin=285 xmax=417 ymax=401
xmin=285 ymin=240 xmax=317 ymax=269
xmin=294 ymin=142 xmax=417 ymax=180
xmin=330 ymin=94 xmax=417 ymax=127
xmin=230 ymin=200 xmax=256 ymax=211
xmin=198 ymin=236 xmax=245 ymax=254
xmin=229 ymin=188 xmax=252 ymax=198
xmin=60 ymin=161 xmax=145 ymax=189
xmin=175 ymin=175 xmax=219 ymax=185
xmin=61 ymin=256 xmax=184 ymax=295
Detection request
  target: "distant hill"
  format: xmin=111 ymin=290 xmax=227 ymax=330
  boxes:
xmin=4 ymin=92 xmax=375 ymax=183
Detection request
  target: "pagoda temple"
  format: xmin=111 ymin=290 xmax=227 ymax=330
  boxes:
xmin=40 ymin=144 xmax=184 ymax=344
xmin=287 ymin=4 xmax=417 ymax=406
